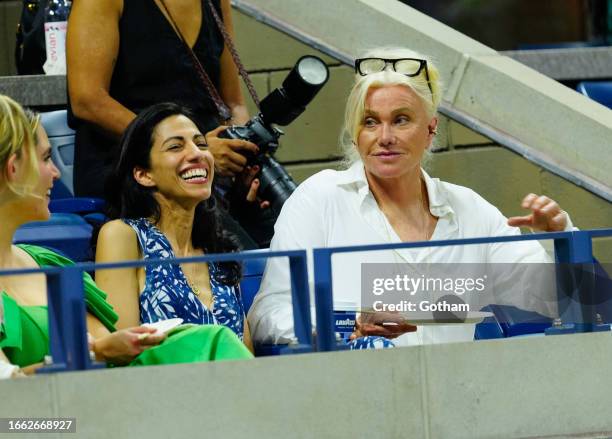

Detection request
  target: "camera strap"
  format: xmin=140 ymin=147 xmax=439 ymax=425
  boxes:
xmin=205 ymin=0 xmax=261 ymax=109
xmin=158 ymin=0 xmax=261 ymax=123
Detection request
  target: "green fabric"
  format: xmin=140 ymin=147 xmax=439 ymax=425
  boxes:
xmin=1 ymin=245 xmax=253 ymax=368
xmin=0 ymin=292 xmax=22 ymax=349
xmin=17 ymin=244 xmax=118 ymax=332
xmin=130 ymin=324 xmax=252 ymax=366
xmin=0 ymin=293 xmax=48 ymax=368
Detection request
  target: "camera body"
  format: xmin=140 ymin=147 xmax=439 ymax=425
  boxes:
xmin=220 ymin=116 xmax=295 ymax=216
xmin=221 ymin=115 xmax=283 ymax=159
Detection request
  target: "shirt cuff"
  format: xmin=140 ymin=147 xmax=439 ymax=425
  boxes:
xmin=563 ymin=211 xmax=578 ymax=232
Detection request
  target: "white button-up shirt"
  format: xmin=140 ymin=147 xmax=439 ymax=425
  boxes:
xmin=248 ymin=162 xmax=572 ymax=346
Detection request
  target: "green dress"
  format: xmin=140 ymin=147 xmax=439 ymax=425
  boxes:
xmin=0 ymin=245 xmax=252 ymax=368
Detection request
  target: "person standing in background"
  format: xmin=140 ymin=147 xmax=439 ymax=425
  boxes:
xmin=67 ymin=0 xmax=267 ymax=247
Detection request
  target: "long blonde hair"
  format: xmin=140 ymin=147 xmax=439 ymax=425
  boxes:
xmin=340 ymin=47 xmax=443 ymax=166
xmin=0 ymin=95 xmax=40 ymax=197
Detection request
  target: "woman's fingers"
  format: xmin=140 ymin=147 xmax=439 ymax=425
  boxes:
xmin=513 ymin=193 xmax=568 ymax=232
xmin=352 ymin=312 xmax=417 ymax=339
xmin=246 ymin=179 xmax=259 ymax=202
xmin=539 ymin=200 xmax=560 ymax=216
xmin=138 ymin=332 xmax=166 ymax=346
xmin=130 ymin=326 xmax=157 ymax=334
xmin=206 ymin=127 xmax=258 ymax=176
xmin=357 ymin=322 xmax=416 ymax=339
xmin=356 ymin=323 xmax=396 ymax=338
xmin=130 ymin=326 xmax=166 ymax=346
xmin=550 ymin=211 xmax=568 ymax=230
xmin=507 ymin=214 xmax=533 ymax=227
xmin=528 ymin=195 xmax=551 ymax=211
xmin=209 ymin=144 xmax=248 ymax=176
xmin=240 ymin=166 xmax=271 ymax=208
xmin=521 ymin=193 xmax=538 ymax=209
xmin=206 ymin=125 xmax=229 ymax=137
xmin=241 ymin=165 xmax=259 ymax=186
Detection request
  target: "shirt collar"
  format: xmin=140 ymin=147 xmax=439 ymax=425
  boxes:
xmin=336 ymin=161 xmax=370 ymax=203
xmin=336 ymin=160 xmax=367 ymax=187
xmin=421 ymin=169 xmax=455 ymax=218
xmin=336 ymin=161 xmax=455 ymax=218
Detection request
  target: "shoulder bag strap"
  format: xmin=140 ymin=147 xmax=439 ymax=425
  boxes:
xmin=159 ymin=0 xmax=232 ymax=122
xmin=158 ymin=0 xmax=261 ymax=122
xmin=204 ymin=0 xmax=261 ymax=109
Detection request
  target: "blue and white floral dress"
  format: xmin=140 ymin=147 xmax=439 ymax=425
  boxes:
xmin=349 ymin=336 xmax=395 ymax=350
xmin=123 ymin=218 xmax=245 ymax=341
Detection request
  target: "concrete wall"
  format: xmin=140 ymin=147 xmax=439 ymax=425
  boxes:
xmin=233 ymin=0 xmax=612 ymax=199
xmin=0 ymin=0 xmax=19 ymax=76
xmin=1 ymin=332 xmax=611 ymax=438
xmin=230 ymin=7 xmax=612 ymax=260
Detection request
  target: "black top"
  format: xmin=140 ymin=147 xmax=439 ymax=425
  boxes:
xmin=72 ymin=0 xmax=224 ymax=197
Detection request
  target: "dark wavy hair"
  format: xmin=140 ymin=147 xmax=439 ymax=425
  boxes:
xmin=105 ymin=102 xmax=242 ymax=284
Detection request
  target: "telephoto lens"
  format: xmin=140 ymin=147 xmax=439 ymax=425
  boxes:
xmin=258 ymin=155 xmax=297 ymax=218
xmin=220 ymin=55 xmax=329 ymax=214
xmin=259 ymin=55 xmax=330 ymax=126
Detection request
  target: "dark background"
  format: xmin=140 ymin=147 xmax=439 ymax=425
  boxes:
xmin=398 ymin=0 xmax=610 ymax=50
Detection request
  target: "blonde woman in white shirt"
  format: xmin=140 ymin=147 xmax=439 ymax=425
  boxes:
xmin=248 ymin=48 xmax=574 ymax=348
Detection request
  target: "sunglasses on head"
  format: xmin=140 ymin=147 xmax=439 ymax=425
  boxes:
xmin=354 ymin=57 xmax=433 ymax=99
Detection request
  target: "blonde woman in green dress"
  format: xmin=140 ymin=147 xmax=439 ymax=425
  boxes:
xmin=0 ymin=95 xmax=252 ymax=377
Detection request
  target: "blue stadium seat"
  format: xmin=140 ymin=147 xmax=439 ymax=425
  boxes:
xmin=474 ymin=306 xmax=505 ymax=340
xmin=576 ymin=81 xmax=612 ymax=109
xmin=474 ymin=304 xmax=553 ymax=340
xmin=14 ymin=213 xmax=93 ymax=262
xmin=239 ymin=255 xmax=290 ymax=356
xmin=18 ymin=111 xmax=103 ymax=263
xmin=241 ymin=258 xmax=607 ymax=344
xmin=40 ymin=110 xmax=107 ymax=224
xmin=240 ymin=256 xmax=267 ymax=313
xmin=40 ymin=110 xmax=76 ymax=198
xmin=593 ymin=261 xmax=612 ymax=322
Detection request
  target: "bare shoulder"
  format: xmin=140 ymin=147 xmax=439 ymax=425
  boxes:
xmin=97 ymin=220 xmax=139 ymax=261
xmin=70 ymin=0 xmax=123 ymax=27
xmin=99 ymin=219 xmax=135 ymax=239
xmin=11 ymin=245 xmax=41 ymax=269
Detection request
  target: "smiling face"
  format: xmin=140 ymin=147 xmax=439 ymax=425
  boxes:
xmin=134 ymin=114 xmax=214 ymax=207
xmin=356 ymin=84 xmax=437 ymax=185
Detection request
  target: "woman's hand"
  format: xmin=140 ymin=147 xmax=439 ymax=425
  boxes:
xmin=206 ymin=126 xmax=259 ymax=177
xmin=242 ymin=165 xmax=271 ymax=209
xmin=507 ymin=193 xmax=569 ymax=232
xmin=92 ymin=326 xmax=166 ymax=366
xmin=349 ymin=311 xmax=417 ymax=340
xmin=228 ymin=165 xmax=271 ymax=213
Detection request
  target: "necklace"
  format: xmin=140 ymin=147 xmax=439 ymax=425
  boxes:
xmin=378 ymin=178 xmax=435 ymax=265
xmin=181 ymin=261 xmax=201 ymax=297
xmin=377 ymin=184 xmax=435 ymax=345
xmin=188 ymin=280 xmax=201 ymax=297
xmin=379 ymin=182 xmax=432 ymax=239
xmin=183 ymin=262 xmax=211 ymax=301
